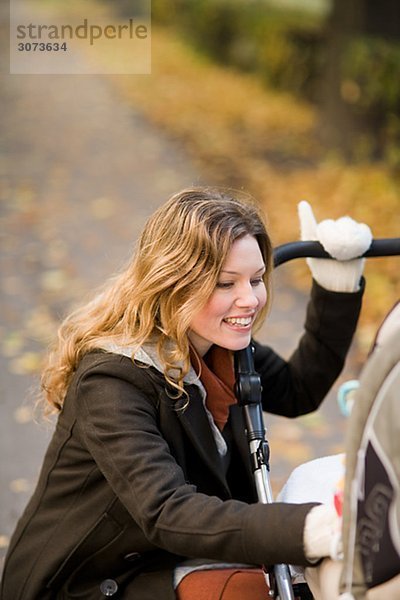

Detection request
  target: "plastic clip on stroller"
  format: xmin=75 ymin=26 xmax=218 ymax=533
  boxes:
xmin=234 ymin=236 xmax=400 ymax=600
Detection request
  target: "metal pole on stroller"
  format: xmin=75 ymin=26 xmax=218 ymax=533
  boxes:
xmin=234 ymin=345 xmax=295 ymax=600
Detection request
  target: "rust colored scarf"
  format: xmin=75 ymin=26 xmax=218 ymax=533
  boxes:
xmin=190 ymin=345 xmax=237 ymax=431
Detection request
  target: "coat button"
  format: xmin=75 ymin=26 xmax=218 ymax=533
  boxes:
xmin=100 ymin=578 xmax=119 ymax=596
xmin=124 ymin=551 xmax=141 ymax=562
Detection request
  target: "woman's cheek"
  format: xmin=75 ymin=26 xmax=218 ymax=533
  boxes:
xmin=258 ymin=286 xmax=267 ymax=309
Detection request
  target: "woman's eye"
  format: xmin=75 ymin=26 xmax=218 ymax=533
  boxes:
xmin=216 ymin=281 xmax=233 ymax=289
xmin=251 ymin=278 xmax=264 ymax=286
xmin=217 ymin=278 xmax=264 ymax=289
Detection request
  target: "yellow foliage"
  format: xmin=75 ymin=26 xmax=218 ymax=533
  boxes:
xmin=76 ymin=18 xmax=400 ymax=334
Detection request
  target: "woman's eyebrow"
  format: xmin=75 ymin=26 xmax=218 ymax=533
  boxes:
xmin=220 ymin=266 xmax=266 ymax=275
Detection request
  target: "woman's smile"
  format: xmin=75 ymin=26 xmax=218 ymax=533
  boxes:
xmin=223 ymin=314 xmax=254 ymax=328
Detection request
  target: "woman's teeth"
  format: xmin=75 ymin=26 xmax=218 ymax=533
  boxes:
xmin=224 ymin=317 xmax=252 ymax=326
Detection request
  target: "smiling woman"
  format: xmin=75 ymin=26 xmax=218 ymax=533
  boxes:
xmin=1 ymin=187 xmax=368 ymax=600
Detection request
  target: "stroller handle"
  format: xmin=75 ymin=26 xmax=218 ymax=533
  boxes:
xmin=273 ymin=237 xmax=400 ymax=268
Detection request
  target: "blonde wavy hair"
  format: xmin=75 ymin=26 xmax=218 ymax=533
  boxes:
xmin=41 ymin=187 xmax=273 ymax=413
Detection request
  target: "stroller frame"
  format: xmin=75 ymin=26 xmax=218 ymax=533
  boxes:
xmin=234 ymin=237 xmax=400 ymax=600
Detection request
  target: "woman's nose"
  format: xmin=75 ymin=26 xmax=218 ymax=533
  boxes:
xmin=235 ymin=285 xmax=259 ymax=308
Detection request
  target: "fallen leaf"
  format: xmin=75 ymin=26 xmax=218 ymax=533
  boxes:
xmin=1 ymin=331 xmax=25 ymax=357
xmin=9 ymin=478 xmax=31 ymax=493
xmin=9 ymin=352 xmax=42 ymax=375
xmin=25 ymin=306 xmax=57 ymax=344
xmin=14 ymin=405 xmax=34 ymax=424
xmin=40 ymin=269 xmax=69 ymax=292
xmin=90 ymin=196 xmax=115 ymax=219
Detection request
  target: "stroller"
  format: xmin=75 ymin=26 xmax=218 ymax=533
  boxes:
xmin=234 ymin=237 xmax=400 ymax=600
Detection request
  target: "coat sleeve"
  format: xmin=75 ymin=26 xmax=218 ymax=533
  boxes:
xmin=254 ymin=279 xmax=364 ymax=417
xmin=74 ymin=354 xmax=317 ymax=568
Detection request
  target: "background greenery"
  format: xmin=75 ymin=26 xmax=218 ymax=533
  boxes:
xmin=82 ymin=0 xmax=399 ymax=340
xmin=18 ymin=0 xmax=400 ymax=338
xmin=145 ymin=0 xmax=400 ymax=167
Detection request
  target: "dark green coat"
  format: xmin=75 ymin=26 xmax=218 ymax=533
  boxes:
xmin=1 ymin=282 xmax=364 ymax=599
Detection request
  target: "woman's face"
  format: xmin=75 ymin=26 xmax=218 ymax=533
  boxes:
xmin=188 ymin=235 xmax=267 ymax=356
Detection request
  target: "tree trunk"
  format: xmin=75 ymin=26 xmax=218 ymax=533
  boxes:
xmin=320 ymin=0 xmax=400 ymax=158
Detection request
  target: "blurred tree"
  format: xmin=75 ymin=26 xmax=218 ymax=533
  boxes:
xmin=117 ymin=0 xmax=400 ymax=165
xmin=321 ymin=0 xmax=400 ymax=162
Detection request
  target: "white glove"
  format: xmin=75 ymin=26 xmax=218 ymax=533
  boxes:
xmin=298 ymin=201 xmax=372 ymax=292
xmin=304 ymin=504 xmax=343 ymax=562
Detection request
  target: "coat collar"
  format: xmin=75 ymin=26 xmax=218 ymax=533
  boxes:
xmin=104 ymin=341 xmax=229 ymax=456
xmin=103 ymin=341 xmax=200 ymax=385
xmin=103 ymin=341 xmax=254 ymax=495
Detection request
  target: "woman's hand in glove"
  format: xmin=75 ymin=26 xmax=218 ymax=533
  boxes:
xmin=298 ymin=201 xmax=372 ymax=292
xmin=304 ymin=504 xmax=343 ymax=562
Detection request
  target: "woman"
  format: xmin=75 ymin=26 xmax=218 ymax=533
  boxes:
xmin=1 ymin=188 xmax=370 ymax=600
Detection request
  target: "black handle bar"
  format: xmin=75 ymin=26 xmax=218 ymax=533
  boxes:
xmin=273 ymin=238 xmax=400 ymax=268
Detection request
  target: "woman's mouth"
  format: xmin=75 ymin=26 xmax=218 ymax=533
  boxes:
xmin=223 ymin=316 xmax=253 ymax=328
